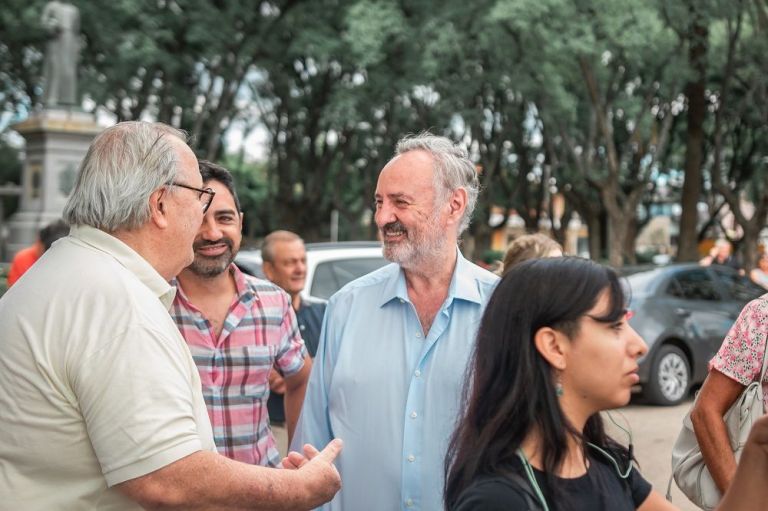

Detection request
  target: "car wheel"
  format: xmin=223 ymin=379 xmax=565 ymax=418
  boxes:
xmin=644 ymin=345 xmax=690 ymax=406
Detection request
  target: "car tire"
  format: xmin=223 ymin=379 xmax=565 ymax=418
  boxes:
xmin=644 ymin=345 xmax=690 ymax=406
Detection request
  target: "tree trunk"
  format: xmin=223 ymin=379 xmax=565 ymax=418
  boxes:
xmin=623 ymin=217 xmax=639 ymax=265
xmin=607 ymin=212 xmax=627 ymax=268
xmin=741 ymin=227 xmax=760 ymax=271
xmin=677 ymin=14 xmax=708 ymax=261
xmin=467 ymin=204 xmax=493 ymax=263
xmin=586 ymin=213 xmax=602 ymax=261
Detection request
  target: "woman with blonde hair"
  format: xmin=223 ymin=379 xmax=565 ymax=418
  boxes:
xmin=501 ymin=233 xmax=562 ymax=275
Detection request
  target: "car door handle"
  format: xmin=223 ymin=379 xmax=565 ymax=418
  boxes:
xmin=675 ymin=308 xmax=691 ymax=317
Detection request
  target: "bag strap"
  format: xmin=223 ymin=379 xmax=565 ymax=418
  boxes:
xmin=667 ymin=304 xmax=768 ymax=502
xmin=666 ymin=474 xmax=674 ymax=502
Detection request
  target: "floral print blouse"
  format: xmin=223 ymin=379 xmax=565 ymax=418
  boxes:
xmin=710 ymin=296 xmax=768 ymax=410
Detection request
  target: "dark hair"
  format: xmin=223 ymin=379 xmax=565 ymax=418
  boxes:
xmin=199 ymin=160 xmax=241 ymax=212
xmin=39 ymin=219 xmax=70 ymax=251
xmin=444 ymin=256 xmax=629 ymax=510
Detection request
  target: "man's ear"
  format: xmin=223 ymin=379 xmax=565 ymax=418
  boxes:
xmin=149 ymin=187 xmax=169 ymax=229
xmin=447 ymin=187 xmax=467 ymax=224
xmin=238 ymin=211 xmax=244 ymax=231
xmin=262 ymin=261 xmax=274 ymax=281
xmin=533 ymin=326 xmax=568 ymax=371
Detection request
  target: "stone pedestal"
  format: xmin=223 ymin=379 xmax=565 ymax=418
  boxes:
xmin=7 ymin=109 xmax=101 ymax=256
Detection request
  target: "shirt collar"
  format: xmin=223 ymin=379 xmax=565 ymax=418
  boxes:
xmin=378 ymin=247 xmax=483 ymax=307
xmin=230 ymin=263 xmax=256 ymax=302
xmin=171 ymin=263 xmax=256 ymax=307
xmin=70 ymin=225 xmax=176 ymax=309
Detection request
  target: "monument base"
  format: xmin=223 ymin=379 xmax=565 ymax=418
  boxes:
xmin=6 ymin=108 xmax=101 ymax=258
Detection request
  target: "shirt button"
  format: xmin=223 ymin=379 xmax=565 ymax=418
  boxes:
xmin=415 ymin=333 xmax=422 ymax=338
xmin=399 ymin=298 xmax=405 ymax=303
xmin=410 ymin=411 xmax=418 ymax=419
xmin=407 ymin=454 xmax=415 ymax=462
xmin=414 ymin=370 xmax=421 ymax=377
xmin=405 ymin=499 xmax=413 ymax=507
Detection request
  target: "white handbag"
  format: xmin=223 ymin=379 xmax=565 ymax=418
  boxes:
xmin=667 ymin=347 xmax=768 ymax=510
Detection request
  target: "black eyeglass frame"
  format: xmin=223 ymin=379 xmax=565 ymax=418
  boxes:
xmin=169 ymin=181 xmax=216 ymax=213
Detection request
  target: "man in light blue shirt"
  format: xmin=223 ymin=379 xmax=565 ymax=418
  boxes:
xmin=291 ymin=133 xmax=499 ymax=510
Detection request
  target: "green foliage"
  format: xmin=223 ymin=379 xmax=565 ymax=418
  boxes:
xmin=344 ymin=0 xmax=405 ymax=68
xmin=1 ymin=0 xmax=766 ymax=260
xmin=0 ymin=135 xmax=23 ymax=218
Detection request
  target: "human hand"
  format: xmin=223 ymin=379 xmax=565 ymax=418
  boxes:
xmin=745 ymin=416 xmax=768 ymax=457
xmin=281 ymin=444 xmax=315 ymax=470
xmin=269 ymin=368 xmax=286 ymax=395
xmin=718 ymin=416 xmax=768 ymax=509
xmin=296 ymin=439 xmax=343 ymax=506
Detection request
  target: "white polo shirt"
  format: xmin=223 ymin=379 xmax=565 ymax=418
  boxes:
xmin=0 ymin=225 xmax=215 ymax=510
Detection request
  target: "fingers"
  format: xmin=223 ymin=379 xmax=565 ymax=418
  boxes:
xmin=268 ymin=369 xmax=287 ymax=394
xmin=303 ymin=443 xmax=321 ymax=460
xmin=313 ymin=438 xmax=343 ymax=464
xmin=281 ymin=451 xmax=308 ymax=469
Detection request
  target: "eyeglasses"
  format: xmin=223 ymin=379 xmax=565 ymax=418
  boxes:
xmin=169 ymin=181 xmax=216 ymax=213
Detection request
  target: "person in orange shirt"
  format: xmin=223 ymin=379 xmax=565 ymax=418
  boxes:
xmin=7 ymin=219 xmax=69 ymax=286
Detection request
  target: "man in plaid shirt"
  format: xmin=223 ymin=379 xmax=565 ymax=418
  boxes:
xmin=172 ymin=160 xmax=312 ymax=467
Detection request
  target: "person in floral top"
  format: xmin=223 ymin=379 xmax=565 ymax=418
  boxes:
xmin=691 ymin=294 xmax=768 ymax=496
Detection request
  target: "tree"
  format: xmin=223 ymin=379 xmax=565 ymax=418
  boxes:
xmin=702 ymin=0 xmax=768 ymax=269
xmin=663 ymin=0 xmax=711 ymax=262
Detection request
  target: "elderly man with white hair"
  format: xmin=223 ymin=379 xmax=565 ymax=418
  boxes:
xmin=0 ymin=121 xmax=341 ymax=510
xmin=292 ymin=133 xmax=499 ymax=511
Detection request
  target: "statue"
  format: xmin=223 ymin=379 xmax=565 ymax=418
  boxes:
xmin=41 ymin=0 xmax=80 ymax=108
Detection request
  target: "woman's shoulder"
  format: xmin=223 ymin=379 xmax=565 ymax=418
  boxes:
xmin=452 ymin=474 xmax=539 ymax=511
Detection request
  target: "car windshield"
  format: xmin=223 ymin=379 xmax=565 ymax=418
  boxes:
xmin=626 ymin=269 xmax=664 ymax=294
xmin=310 ymin=257 xmax=388 ymax=299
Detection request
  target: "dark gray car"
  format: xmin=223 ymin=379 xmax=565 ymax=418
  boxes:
xmin=627 ymin=263 xmax=765 ymax=405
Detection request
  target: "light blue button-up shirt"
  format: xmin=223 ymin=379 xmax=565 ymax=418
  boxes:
xmin=292 ymin=251 xmax=498 ymax=511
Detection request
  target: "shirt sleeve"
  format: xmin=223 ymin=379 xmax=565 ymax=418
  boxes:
xmin=452 ymin=478 xmax=531 ymax=511
xmin=710 ymin=298 xmax=768 ymax=386
xmin=71 ymin=324 xmax=205 ymax=486
xmin=629 ymin=466 xmax=653 ymax=507
xmin=274 ymin=296 xmax=307 ymax=378
xmin=290 ymin=298 xmax=337 ymax=453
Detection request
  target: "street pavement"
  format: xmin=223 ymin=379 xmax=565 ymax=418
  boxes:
xmin=608 ymin=397 xmax=700 ymax=510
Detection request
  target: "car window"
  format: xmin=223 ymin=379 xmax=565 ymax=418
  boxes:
xmin=713 ymin=269 xmax=766 ymax=302
xmin=235 ymin=260 xmax=265 ymax=279
xmin=626 ymin=270 xmax=663 ymax=292
xmin=667 ymin=270 xmax=720 ymax=301
xmin=310 ymin=257 xmax=388 ymax=300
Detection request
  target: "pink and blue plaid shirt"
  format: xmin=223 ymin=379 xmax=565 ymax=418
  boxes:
xmin=171 ymin=264 xmax=307 ymax=466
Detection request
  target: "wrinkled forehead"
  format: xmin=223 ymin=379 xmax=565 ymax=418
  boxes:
xmin=375 ymin=150 xmax=436 ymax=196
xmin=274 ymin=238 xmax=306 ymax=256
xmin=205 ymin=179 xmax=238 ymax=212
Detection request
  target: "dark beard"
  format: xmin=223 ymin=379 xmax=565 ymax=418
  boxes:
xmin=187 ymin=239 xmax=235 ymax=277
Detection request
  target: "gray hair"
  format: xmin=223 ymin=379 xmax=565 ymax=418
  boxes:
xmin=63 ymin=121 xmax=188 ymax=232
xmin=262 ymin=230 xmax=304 ymax=263
xmin=395 ymin=133 xmax=479 ymax=234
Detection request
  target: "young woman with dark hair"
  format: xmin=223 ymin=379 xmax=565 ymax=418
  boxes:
xmin=445 ymin=257 xmax=768 ymax=511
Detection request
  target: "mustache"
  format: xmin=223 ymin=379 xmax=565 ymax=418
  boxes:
xmin=381 ymin=221 xmax=407 ymax=234
xmin=193 ymin=238 xmax=234 ymax=251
